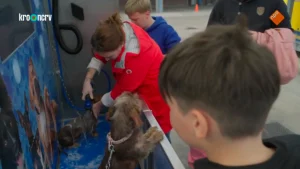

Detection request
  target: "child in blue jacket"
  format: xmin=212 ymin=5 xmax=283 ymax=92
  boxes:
xmin=124 ymin=0 xmax=181 ymax=54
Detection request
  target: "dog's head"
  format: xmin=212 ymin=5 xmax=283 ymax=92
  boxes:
xmin=108 ymin=92 xmax=143 ymax=128
xmin=58 ymin=126 xmax=80 ymax=147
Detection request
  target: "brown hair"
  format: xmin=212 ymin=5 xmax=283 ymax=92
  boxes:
xmin=124 ymin=0 xmax=152 ymax=15
xmin=159 ymin=15 xmax=280 ymax=139
xmin=91 ymin=12 xmax=125 ymax=52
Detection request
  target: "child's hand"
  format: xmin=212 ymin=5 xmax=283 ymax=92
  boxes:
xmin=82 ymin=78 xmax=94 ymax=100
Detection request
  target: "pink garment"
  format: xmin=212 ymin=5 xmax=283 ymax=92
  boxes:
xmin=250 ymin=28 xmax=299 ymax=85
xmin=188 ymin=147 xmax=207 ymax=169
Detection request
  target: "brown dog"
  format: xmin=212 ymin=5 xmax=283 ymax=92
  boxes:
xmin=57 ymin=108 xmax=98 ymax=148
xmin=57 ymin=95 xmax=101 ymax=148
xmin=99 ymin=92 xmax=164 ymax=169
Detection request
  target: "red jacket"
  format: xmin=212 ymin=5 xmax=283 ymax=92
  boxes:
xmin=94 ymin=22 xmax=171 ymax=134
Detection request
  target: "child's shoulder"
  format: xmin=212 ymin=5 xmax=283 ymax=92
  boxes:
xmin=262 ymin=134 xmax=300 ymax=168
xmin=264 ymin=134 xmax=300 ymax=151
xmin=194 ymin=135 xmax=300 ymax=169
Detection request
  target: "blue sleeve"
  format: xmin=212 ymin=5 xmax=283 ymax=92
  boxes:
xmin=163 ymin=25 xmax=181 ymax=53
xmin=272 ymin=0 xmax=292 ymax=29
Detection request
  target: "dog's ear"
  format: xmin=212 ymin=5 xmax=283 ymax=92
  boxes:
xmin=132 ymin=93 xmax=143 ymax=110
xmin=129 ymin=108 xmax=143 ymax=128
xmin=106 ymin=106 xmax=115 ymax=121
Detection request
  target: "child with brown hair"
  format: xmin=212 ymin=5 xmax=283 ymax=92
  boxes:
xmin=124 ymin=0 xmax=181 ymax=54
xmin=159 ymin=16 xmax=300 ymax=169
xmin=188 ymin=1 xmax=299 ymax=165
xmin=83 ymin=12 xmax=171 ymax=136
xmin=81 ymin=12 xmax=172 ymax=169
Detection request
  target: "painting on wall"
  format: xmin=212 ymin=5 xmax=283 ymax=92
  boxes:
xmin=0 ymin=0 xmax=60 ymax=168
xmin=0 ymin=34 xmax=59 ymax=169
xmin=0 ymin=73 xmax=25 ymax=169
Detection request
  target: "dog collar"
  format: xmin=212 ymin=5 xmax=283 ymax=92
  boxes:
xmin=106 ymin=131 xmax=133 ymax=145
xmin=105 ymin=131 xmax=133 ymax=169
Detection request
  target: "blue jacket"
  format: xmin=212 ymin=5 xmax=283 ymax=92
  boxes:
xmin=146 ymin=16 xmax=181 ymax=54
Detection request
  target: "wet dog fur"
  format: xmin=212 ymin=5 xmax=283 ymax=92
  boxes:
xmin=57 ymin=108 xmax=98 ymax=148
xmin=57 ymin=95 xmax=101 ymax=148
xmin=98 ymin=92 xmax=164 ymax=169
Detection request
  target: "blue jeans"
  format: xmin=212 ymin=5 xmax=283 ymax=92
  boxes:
xmin=153 ymin=132 xmax=172 ymax=169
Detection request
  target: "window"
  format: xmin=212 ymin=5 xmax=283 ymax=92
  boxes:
xmin=0 ymin=0 xmax=34 ymax=61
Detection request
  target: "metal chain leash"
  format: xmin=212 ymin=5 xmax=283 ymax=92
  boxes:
xmin=106 ymin=141 xmax=115 ymax=169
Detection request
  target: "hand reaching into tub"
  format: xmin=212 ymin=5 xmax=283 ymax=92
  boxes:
xmin=92 ymin=93 xmax=112 ymax=119
xmin=82 ymin=78 xmax=94 ymax=100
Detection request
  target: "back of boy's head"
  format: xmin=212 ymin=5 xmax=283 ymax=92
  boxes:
xmin=159 ymin=16 xmax=280 ymax=139
xmin=124 ymin=0 xmax=152 ymax=15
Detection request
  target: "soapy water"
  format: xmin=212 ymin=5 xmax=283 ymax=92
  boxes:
xmin=61 ymin=153 xmax=103 ymax=169
xmin=59 ymin=116 xmax=110 ymax=169
xmin=82 ymin=132 xmax=88 ymax=144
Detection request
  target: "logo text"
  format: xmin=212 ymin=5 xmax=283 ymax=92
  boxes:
xmin=19 ymin=13 xmax=52 ymax=22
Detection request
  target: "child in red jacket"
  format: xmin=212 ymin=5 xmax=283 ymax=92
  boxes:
xmin=82 ymin=12 xmax=171 ymax=137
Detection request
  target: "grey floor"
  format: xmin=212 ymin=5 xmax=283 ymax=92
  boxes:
xmin=137 ymin=9 xmax=300 ymax=168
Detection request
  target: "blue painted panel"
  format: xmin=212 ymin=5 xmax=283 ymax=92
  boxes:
xmin=0 ymin=0 xmax=60 ymax=169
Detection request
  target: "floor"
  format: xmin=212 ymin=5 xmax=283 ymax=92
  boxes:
xmin=139 ymin=8 xmax=300 ymax=168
